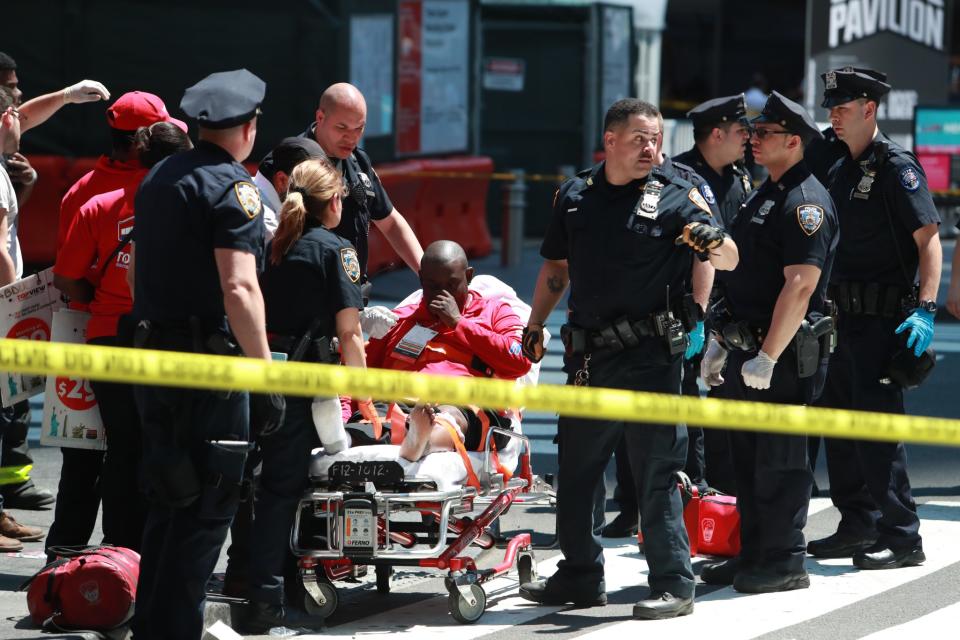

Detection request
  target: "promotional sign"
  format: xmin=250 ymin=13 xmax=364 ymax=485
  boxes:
xmin=0 ymin=268 xmax=64 ymax=407
xmin=805 ymin=0 xmax=952 ymax=136
xmin=396 ymin=0 xmax=470 ymax=155
xmin=40 ymin=309 xmax=106 ymax=451
xmin=482 ymin=58 xmax=525 ymax=92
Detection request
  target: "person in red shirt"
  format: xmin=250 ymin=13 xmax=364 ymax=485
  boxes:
xmin=365 ymin=240 xmax=531 ymax=381
xmin=49 ymin=122 xmax=191 ymax=554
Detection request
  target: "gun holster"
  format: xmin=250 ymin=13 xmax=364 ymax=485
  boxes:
xmin=197 ymin=440 xmax=250 ymax=521
xmin=793 ymin=316 xmax=834 ymax=379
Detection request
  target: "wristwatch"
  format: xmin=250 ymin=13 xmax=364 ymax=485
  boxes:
xmin=918 ymin=300 xmax=938 ymax=313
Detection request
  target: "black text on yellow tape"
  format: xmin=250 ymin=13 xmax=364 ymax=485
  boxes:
xmin=3 ymin=338 xmax=959 ymax=447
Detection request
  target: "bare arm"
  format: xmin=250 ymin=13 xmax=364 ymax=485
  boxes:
xmin=214 ymin=248 xmax=270 ymax=360
xmin=336 ymin=307 xmax=366 ymax=369
xmin=126 ymin=243 xmax=136 ymax=300
xmin=19 ymin=80 xmax=110 ymax=133
xmin=373 ymin=209 xmax=423 ymax=272
xmin=53 ymin=274 xmax=94 ymax=303
xmin=914 ymin=223 xmax=942 ymax=303
xmin=529 ymin=259 xmax=569 ymax=326
xmin=0 ymin=213 xmax=16 ymax=287
xmin=761 ymin=264 xmax=822 ymax=359
xmin=691 ymin=259 xmax=714 ymax=312
xmin=707 ymin=236 xmax=739 ymax=271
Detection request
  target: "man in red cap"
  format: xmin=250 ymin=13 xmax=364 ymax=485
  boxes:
xmin=44 ymin=91 xmax=187 ymax=554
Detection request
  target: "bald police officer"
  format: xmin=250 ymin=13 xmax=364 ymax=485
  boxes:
xmin=130 ymin=69 xmax=284 ymax=640
xmin=808 ymin=68 xmax=941 ymax=570
xmin=700 ymin=92 xmax=838 ymax=593
xmin=519 ymin=98 xmax=739 ymax=619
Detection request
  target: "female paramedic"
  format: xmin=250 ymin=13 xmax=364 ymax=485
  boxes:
xmin=243 ymin=158 xmax=380 ymax=632
xmin=51 ymin=121 xmax=192 ymax=554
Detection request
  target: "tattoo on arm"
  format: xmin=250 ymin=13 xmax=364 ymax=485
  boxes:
xmin=547 ymin=275 xmax=566 ymax=293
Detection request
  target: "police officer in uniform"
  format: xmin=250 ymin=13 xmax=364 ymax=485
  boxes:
xmin=699 ymin=92 xmax=838 ymax=593
xmin=129 ymin=69 xmax=285 ymax=640
xmin=519 ymin=98 xmax=739 ymax=619
xmin=808 ymin=68 xmax=941 ymax=570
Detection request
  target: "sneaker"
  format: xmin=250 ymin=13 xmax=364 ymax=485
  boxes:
xmin=632 ymin=591 xmax=694 ymax=620
xmin=0 ymin=512 xmax=43 ymax=542
xmin=853 ymin=543 xmax=925 ymax=570
xmin=519 ymin=577 xmax=607 ymax=607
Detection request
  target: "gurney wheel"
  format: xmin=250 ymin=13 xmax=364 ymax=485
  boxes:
xmin=376 ymin=564 xmax=392 ymax=594
xmin=303 ymin=580 xmax=338 ymax=619
xmin=448 ymin=583 xmax=486 ymax=624
xmin=518 ymin=551 xmax=537 ymax=585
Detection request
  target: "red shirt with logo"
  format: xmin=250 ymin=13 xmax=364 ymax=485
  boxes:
xmin=54 ymin=180 xmax=142 ymax=340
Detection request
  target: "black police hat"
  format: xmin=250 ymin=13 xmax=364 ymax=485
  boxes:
xmin=686 ymin=94 xmax=747 ymax=129
xmin=180 ymin=69 xmax=266 ymax=130
xmin=820 ymin=66 xmax=891 ymax=108
xmin=752 ymin=91 xmax=823 ymax=141
xmin=262 ymin=137 xmax=327 ymax=179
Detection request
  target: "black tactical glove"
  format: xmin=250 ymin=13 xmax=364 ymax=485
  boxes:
xmin=676 ymin=222 xmax=725 ymax=253
xmin=250 ymin=392 xmax=286 ymax=438
xmin=521 ymin=324 xmax=545 ymax=363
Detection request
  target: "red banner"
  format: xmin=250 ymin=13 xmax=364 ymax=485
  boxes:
xmin=396 ymin=0 xmax=423 ymax=155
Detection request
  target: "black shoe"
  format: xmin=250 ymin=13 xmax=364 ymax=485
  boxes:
xmin=853 ymin=543 xmax=925 ymax=570
xmin=242 ymin=600 xmax=322 ymax=634
xmin=808 ymin=532 xmax=877 ymax=558
xmin=519 ymin=578 xmax=607 ymax=607
xmin=601 ymin=513 xmax=639 ymax=538
xmin=2 ymin=483 xmax=55 ymax=510
xmin=632 ymin=591 xmax=694 ymax=620
xmin=700 ymin=558 xmax=740 ymax=586
xmin=733 ymin=568 xmax=810 ymax=594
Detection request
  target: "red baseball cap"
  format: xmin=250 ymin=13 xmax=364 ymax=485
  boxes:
xmin=106 ymin=91 xmax=188 ymax=132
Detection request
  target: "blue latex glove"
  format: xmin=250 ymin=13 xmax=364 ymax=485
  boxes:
xmin=684 ymin=321 xmax=705 ymax=360
xmin=895 ymin=308 xmax=935 ymax=357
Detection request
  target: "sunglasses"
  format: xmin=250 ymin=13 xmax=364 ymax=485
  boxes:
xmin=752 ymin=128 xmax=794 ymax=140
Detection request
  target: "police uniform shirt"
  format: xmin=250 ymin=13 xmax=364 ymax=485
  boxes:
xmin=540 ymin=162 xmax=718 ymax=330
xmin=827 ymin=134 xmax=940 ymax=286
xmin=660 ymin=155 xmax=723 ymax=222
xmin=804 ymin=127 xmax=846 ymax=185
xmin=261 ymin=223 xmax=363 ymax=340
xmin=673 ymin=146 xmax=751 ymax=229
xmin=721 ymin=161 xmax=838 ymax=327
xmin=132 ymin=141 xmax=265 ymax=325
xmin=258 ymin=123 xmax=393 ymax=277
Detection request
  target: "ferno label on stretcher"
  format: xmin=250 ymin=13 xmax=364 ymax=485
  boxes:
xmin=40 ymin=309 xmax=106 ymax=451
xmin=0 ymin=268 xmax=64 ymax=407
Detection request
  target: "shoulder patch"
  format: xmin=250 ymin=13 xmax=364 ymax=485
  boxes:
xmin=340 ymin=247 xmax=361 ymax=283
xmin=699 ymin=183 xmax=717 ymax=206
xmin=234 ymin=182 xmax=262 ymax=219
xmin=688 ymin=188 xmax=712 ymax=215
xmin=796 ymin=204 xmax=825 ymax=236
xmin=899 ymin=166 xmax=921 ymax=193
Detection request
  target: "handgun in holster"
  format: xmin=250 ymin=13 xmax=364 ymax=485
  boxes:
xmin=793 ymin=316 xmax=834 ymax=378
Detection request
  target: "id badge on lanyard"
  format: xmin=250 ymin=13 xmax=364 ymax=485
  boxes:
xmin=392 ymin=324 xmax=439 ymax=363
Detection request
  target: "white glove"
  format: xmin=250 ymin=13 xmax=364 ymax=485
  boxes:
xmin=700 ymin=338 xmax=728 ymax=387
xmin=360 ymin=305 xmax=398 ymax=339
xmin=311 ymin=396 xmax=350 ymax=454
xmin=63 ymin=80 xmax=110 ymax=104
xmin=741 ymin=351 xmax=777 ymax=390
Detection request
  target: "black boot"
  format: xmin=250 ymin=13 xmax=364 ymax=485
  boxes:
xmin=2 ymin=481 xmax=55 ymax=510
xmin=519 ymin=577 xmax=607 ymax=606
xmin=632 ymin=591 xmax=694 ymax=620
xmin=853 ymin=542 xmax=925 ymax=570
xmin=241 ymin=600 xmax=324 ymax=634
xmin=733 ymin=568 xmax=810 ymax=594
xmin=601 ymin=512 xmax=639 ymax=538
xmin=700 ymin=557 xmax=740 ymax=586
xmin=807 ymin=531 xmax=877 ymax=558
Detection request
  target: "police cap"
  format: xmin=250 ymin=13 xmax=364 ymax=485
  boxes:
xmin=686 ymin=94 xmax=747 ymax=129
xmin=262 ymin=137 xmax=327 ymax=180
xmin=820 ymin=66 xmax=891 ymax=108
xmin=180 ymin=69 xmax=266 ymax=130
xmin=752 ymin=91 xmax=822 ymax=141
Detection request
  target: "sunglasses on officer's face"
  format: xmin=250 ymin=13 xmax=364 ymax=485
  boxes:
xmin=752 ymin=128 xmax=794 ymax=140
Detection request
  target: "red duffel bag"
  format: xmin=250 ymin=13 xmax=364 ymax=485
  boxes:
xmin=22 ymin=545 xmax=140 ymax=633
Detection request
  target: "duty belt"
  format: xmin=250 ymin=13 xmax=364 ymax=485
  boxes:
xmin=133 ymin=317 xmax=241 ymax=356
xmin=829 ymin=281 xmax=912 ymax=318
xmin=561 ymin=310 xmax=687 ymax=356
xmin=268 ymin=333 xmax=338 ymax=364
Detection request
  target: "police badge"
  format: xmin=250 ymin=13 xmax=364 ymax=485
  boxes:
xmin=854 ymin=170 xmax=875 ymax=200
xmin=825 ymin=70 xmax=837 ymax=90
xmin=751 ymin=199 xmax=775 ymax=224
xmin=340 ymin=248 xmax=361 ymax=283
xmin=796 ymin=204 xmax=825 ymax=236
xmin=636 ymin=180 xmax=663 ymax=218
xmin=234 ymin=182 xmax=262 ymax=219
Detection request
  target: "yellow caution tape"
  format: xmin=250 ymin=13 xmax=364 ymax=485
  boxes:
xmin=3 ymin=337 xmax=959 ymax=447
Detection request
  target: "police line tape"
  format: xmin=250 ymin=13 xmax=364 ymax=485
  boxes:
xmin=3 ymin=337 xmax=959 ymax=448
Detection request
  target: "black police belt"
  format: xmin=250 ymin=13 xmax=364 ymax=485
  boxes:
xmin=829 ymin=281 xmax=912 ymax=318
xmin=133 ymin=316 xmax=242 ymax=357
xmin=713 ymin=315 xmax=836 ymax=379
xmin=561 ymin=310 xmax=687 ymax=357
xmin=268 ymin=333 xmax=338 ymax=364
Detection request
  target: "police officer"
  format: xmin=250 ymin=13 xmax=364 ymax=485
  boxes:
xmin=519 ymin=98 xmax=739 ymax=619
xmin=243 ymin=157 xmax=372 ymax=632
xmin=129 ymin=69 xmax=285 ymax=640
xmin=257 ymin=82 xmax=422 ymax=338
xmin=808 ymin=68 xmax=941 ymax=569
xmin=699 ymin=92 xmax=838 ymax=594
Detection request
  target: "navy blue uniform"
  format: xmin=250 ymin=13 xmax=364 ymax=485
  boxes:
xmin=804 ymin=127 xmax=845 ymax=185
xmin=541 ymin=161 xmax=718 ymax=599
xmin=717 ymin=160 xmax=838 ymax=574
xmin=131 ymin=140 xmax=264 ymax=640
xmin=817 ymin=136 xmax=940 ymax=551
xmin=247 ymin=224 xmax=363 ymax=607
xmin=673 ymin=147 xmax=751 ymax=229
xmin=260 ymin=123 xmax=393 ymax=279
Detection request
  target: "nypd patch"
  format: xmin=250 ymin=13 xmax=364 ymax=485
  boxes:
xmin=688 ymin=188 xmax=712 ymax=215
xmin=234 ymin=182 xmax=262 ymax=219
xmin=700 ymin=183 xmax=717 ymax=206
xmin=796 ymin=204 xmax=825 ymax=236
xmin=899 ymin=167 xmax=921 ymax=193
xmin=340 ymin=247 xmax=361 ymax=283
